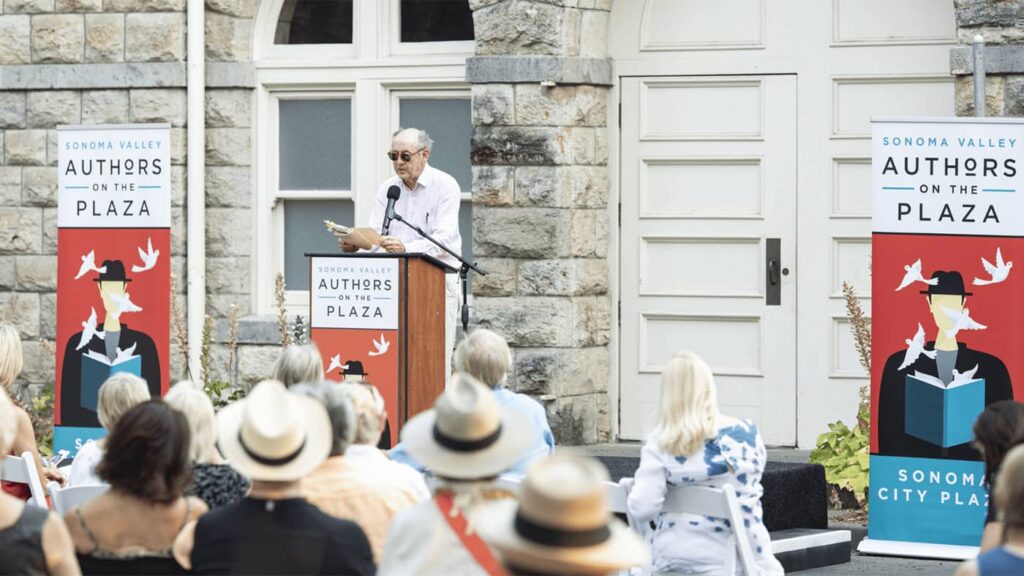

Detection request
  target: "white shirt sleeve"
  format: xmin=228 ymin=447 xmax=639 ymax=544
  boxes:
xmin=366 ymin=181 xmax=388 ymax=234
xmin=628 ymin=440 xmax=670 ymax=524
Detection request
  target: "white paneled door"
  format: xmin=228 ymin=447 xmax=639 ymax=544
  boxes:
xmin=619 ymin=76 xmax=797 ymax=444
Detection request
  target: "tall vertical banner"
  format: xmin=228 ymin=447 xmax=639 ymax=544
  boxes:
xmin=55 ymin=124 xmax=171 ymax=456
xmin=866 ymin=118 xmax=1024 ymax=557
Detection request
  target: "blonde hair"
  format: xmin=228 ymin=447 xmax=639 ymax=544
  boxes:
xmin=272 ymin=344 xmax=324 ymax=388
xmin=339 ymin=382 xmax=386 ymax=445
xmin=165 ymin=380 xmax=217 ymax=464
xmin=650 ymin=351 xmax=719 ymax=457
xmin=0 ymin=387 xmax=17 ymax=455
xmin=454 ymin=329 xmax=511 ymax=389
xmin=97 ymin=372 xmax=151 ymax=430
xmin=0 ymin=324 xmax=23 ymax=390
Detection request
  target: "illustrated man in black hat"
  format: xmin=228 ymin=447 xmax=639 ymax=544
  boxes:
xmin=877 ymin=270 xmax=1013 ymax=460
xmin=61 ymin=260 xmax=161 ymax=428
xmin=342 ymin=360 xmax=393 ymax=448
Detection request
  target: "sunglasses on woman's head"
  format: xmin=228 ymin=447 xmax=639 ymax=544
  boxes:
xmin=386 ymin=148 xmax=426 ymax=162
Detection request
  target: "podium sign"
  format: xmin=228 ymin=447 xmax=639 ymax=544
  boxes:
xmin=867 ymin=118 xmax=1024 ymax=556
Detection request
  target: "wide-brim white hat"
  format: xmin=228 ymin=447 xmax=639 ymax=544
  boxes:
xmin=476 ymin=455 xmax=650 ymax=574
xmin=217 ymin=379 xmax=332 ymax=482
xmin=401 ymin=373 xmax=533 ymax=480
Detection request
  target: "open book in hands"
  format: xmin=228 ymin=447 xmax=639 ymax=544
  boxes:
xmin=324 ymin=220 xmax=383 ymax=251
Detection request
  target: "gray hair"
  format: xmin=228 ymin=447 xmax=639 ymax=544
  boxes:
xmin=392 ymin=127 xmax=434 ymax=151
xmin=165 ymin=380 xmax=217 ymax=464
xmin=97 ymin=372 xmax=151 ymax=430
xmin=454 ymin=329 xmax=511 ymax=389
xmin=272 ymin=344 xmax=325 ymax=388
xmin=291 ymin=381 xmax=355 ymax=457
xmin=338 ymin=382 xmax=386 ymax=445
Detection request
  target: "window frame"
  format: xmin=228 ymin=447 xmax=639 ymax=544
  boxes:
xmin=384 ymin=0 xmax=476 ymax=57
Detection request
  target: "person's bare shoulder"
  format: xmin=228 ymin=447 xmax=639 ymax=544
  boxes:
xmin=954 ymin=559 xmax=979 ymax=576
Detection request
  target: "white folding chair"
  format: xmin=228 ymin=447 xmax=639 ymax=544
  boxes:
xmin=621 ymin=480 xmax=758 ymax=576
xmin=47 ymin=481 xmax=109 ymax=516
xmin=1 ymin=451 xmax=48 ymax=508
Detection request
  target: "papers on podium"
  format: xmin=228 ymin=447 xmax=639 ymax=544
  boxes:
xmin=324 ymin=220 xmax=383 ymax=251
xmin=80 ymin=349 xmax=142 ymax=412
xmin=904 ymin=371 xmax=985 ymax=448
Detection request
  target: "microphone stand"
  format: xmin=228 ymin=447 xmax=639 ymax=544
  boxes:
xmin=389 ymin=211 xmax=486 ymax=332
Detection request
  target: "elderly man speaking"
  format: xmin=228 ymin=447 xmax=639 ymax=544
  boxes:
xmin=344 ymin=128 xmax=462 ymax=383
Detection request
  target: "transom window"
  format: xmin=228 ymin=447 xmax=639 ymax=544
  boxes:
xmin=275 ymin=0 xmax=354 ymax=44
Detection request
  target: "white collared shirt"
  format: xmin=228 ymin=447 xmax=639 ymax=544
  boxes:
xmin=367 ymin=163 xmax=462 ymax=269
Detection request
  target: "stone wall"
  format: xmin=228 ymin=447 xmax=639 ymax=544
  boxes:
xmin=468 ymin=0 xmax=613 ymax=444
xmin=951 ymin=0 xmax=1024 ymax=116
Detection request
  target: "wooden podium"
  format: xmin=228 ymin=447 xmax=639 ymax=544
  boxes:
xmin=307 ymin=253 xmax=454 ymax=445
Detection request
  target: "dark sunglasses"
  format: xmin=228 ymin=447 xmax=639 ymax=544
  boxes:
xmin=386 ymin=148 xmax=426 ymax=162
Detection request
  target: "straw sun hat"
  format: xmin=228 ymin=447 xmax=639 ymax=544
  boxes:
xmin=477 ymin=455 xmax=650 ymax=574
xmin=217 ymin=379 xmax=332 ymax=482
xmin=400 ymin=372 xmax=532 ymax=480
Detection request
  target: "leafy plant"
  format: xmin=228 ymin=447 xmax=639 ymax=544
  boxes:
xmin=275 ymin=273 xmax=291 ymax=347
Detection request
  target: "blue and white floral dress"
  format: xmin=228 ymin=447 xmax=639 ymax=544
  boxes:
xmin=627 ymin=419 xmax=784 ymax=575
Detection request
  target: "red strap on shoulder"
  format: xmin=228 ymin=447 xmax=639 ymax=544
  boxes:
xmin=435 ymin=491 xmax=508 ymax=576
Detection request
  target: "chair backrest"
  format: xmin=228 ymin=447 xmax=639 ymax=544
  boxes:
xmin=497 ymin=475 xmax=629 ymax=514
xmin=48 ymin=481 xmax=109 ymax=516
xmin=1 ymin=452 xmax=48 ymax=508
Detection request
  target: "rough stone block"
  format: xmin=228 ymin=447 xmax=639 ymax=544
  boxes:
xmin=474 ymin=0 xmax=565 ymax=56
xmin=955 ymin=75 xmax=1007 ymax=117
xmin=0 ymin=16 xmax=31 ymax=65
xmin=171 ymin=206 xmax=186 ymax=254
xmin=514 ymin=84 xmax=607 ymax=127
xmin=230 ymin=314 xmax=279 ymax=345
xmin=471 ymin=84 xmax=514 ymax=126
xmin=170 ymin=165 xmax=185 ymax=207
xmin=0 ymin=292 xmax=40 ymax=338
xmin=0 ymin=92 xmax=27 ymax=129
xmin=472 ymin=257 xmax=516 ymax=297
xmin=473 ymin=296 xmax=572 ymax=347
xmin=514 ymin=346 xmax=608 ymax=397
xmin=0 ymin=208 xmax=42 ymax=254
xmin=21 ymin=166 xmax=56 ymax=206
xmin=205 ymin=89 xmax=251 ymax=128
xmin=125 ymin=13 xmax=185 ymax=62
xmin=56 ymin=0 xmax=102 ymax=11
xmin=207 ymin=294 xmax=252 ymax=321
xmin=169 ymin=127 xmax=187 ymax=164
xmin=1005 ymin=75 xmax=1024 ymax=117
xmin=571 ymin=295 xmax=609 ymax=346
xmin=32 ymin=14 xmax=85 ymax=64
xmin=596 ymin=391 xmax=610 ymax=441
xmin=81 ymin=90 xmax=129 ymax=124
xmin=19 ymin=340 xmax=52 ymax=385
xmin=40 ymin=291 xmax=56 ymax=339
xmin=0 ymin=257 xmax=15 ymax=289
xmin=130 ymin=88 xmax=187 ymax=126
xmin=472 ymin=165 xmax=514 ymax=206
xmin=206 ymin=256 xmax=250 ymax=294
xmin=4 ymin=130 xmax=46 ymax=166
xmin=474 ymin=206 xmax=570 ymax=258
xmin=15 ymin=255 xmax=56 ymax=290
xmin=206 ymin=0 xmax=256 ymax=18
xmin=106 ymin=0 xmax=184 ymax=11
xmin=473 ymin=126 xmax=559 ymax=165
xmin=4 ymin=0 xmax=52 ymax=13
xmin=42 ymin=208 xmax=56 ymax=254
xmin=570 ymin=208 xmax=608 ymax=258
xmin=27 ymin=91 xmax=81 ymax=128
xmin=579 ymin=8 xmax=608 ymax=58
xmin=0 ymin=168 xmax=21 ymax=206
xmin=956 ymin=0 xmax=1022 ymax=28
xmin=46 ymin=130 xmax=58 ymax=167
xmin=206 ymin=12 xmax=251 ymax=62
xmin=546 ymin=393 xmax=597 ymax=444
xmin=237 ymin=343 xmax=281 ymax=386
xmin=514 ymin=166 xmax=572 ymax=207
xmin=205 ymin=166 xmax=250 ymax=207
xmin=85 ymin=13 xmax=125 ymax=63
xmin=568 ymin=165 xmax=607 ymax=208
xmin=469 ymin=0 xmax=502 ymax=9
xmin=206 ymin=207 xmax=252 ymax=257
xmin=518 ymin=259 xmax=606 ymax=296
xmin=205 ymin=128 xmax=250 ymax=166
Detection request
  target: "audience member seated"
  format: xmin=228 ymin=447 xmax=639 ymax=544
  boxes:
xmin=390 ymin=329 xmax=553 ymax=476
xmin=341 ymin=362 xmax=393 ymax=447
xmin=478 ymin=454 xmax=649 ymax=576
xmin=338 ymin=381 xmax=428 ymax=499
xmin=297 ymin=381 xmax=425 ymax=562
xmin=165 ymin=381 xmax=250 ymax=509
xmin=972 ymin=400 xmax=1024 ymax=552
xmin=957 ymin=444 xmax=1024 ymax=576
xmin=67 ymin=373 xmax=150 ymax=487
xmin=627 ymin=351 xmax=783 ymax=575
xmin=64 ymin=400 xmax=207 ymax=575
xmin=272 ymin=344 xmax=324 ymax=388
xmin=0 ymin=323 xmax=65 ymax=498
xmin=378 ymin=373 xmax=533 ymax=576
xmin=173 ymin=380 xmax=374 ymax=575
xmin=0 ymin=388 xmax=81 ymax=576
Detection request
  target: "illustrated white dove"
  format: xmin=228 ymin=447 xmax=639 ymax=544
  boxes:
xmin=896 ymin=259 xmax=937 ymax=291
xmin=973 ymin=247 xmax=1012 ymax=286
xmin=108 ymin=292 xmax=143 ymax=317
xmin=132 ymin=237 xmax=160 ymax=273
xmin=326 ymin=354 xmax=344 ymax=374
xmin=113 ymin=342 xmax=137 ymax=364
xmin=942 ymin=307 xmax=987 ymax=338
xmin=899 ymin=323 xmax=937 ymax=371
xmin=74 ymin=250 xmax=106 ymax=281
xmin=76 ymin=307 xmax=105 ymax=350
xmin=368 ymin=333 xmax=390 ymax=357
xmin=951 ymin=364 xmax=980 ymax=386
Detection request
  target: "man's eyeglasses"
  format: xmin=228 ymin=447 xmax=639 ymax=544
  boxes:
xmin=386 ymin=148 xmax=426 ymax=162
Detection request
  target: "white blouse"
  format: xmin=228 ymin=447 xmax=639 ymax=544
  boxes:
xmin=627 ymin=419 xmax=784 ymax=575
xmin=66 ymin=441 xmax=104 ymax=487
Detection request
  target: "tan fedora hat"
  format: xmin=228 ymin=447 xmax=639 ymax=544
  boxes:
xmin=217 ymin=379 xmax=332 ymax=482
xmin=477 ymin=454 xmax=650 ymax=574
xmin=400 ymin=373 xmax=532 ymax=479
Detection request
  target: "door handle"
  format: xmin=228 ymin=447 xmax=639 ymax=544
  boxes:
xmin=766 ymin=238 xmax=781 ymax=306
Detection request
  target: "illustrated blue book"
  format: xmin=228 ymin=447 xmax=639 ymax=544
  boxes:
xmin=80 ymin=350 xmax=142 ymax=411
xmin=905 ymin=372 xmax=985 ymax=447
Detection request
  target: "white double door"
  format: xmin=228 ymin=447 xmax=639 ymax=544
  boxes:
xmin=619 ymin=75 xmax=797 ymax=445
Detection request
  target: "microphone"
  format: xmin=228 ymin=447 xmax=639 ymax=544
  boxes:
xmin=382 ymin=185 xmax=401 ymax=235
